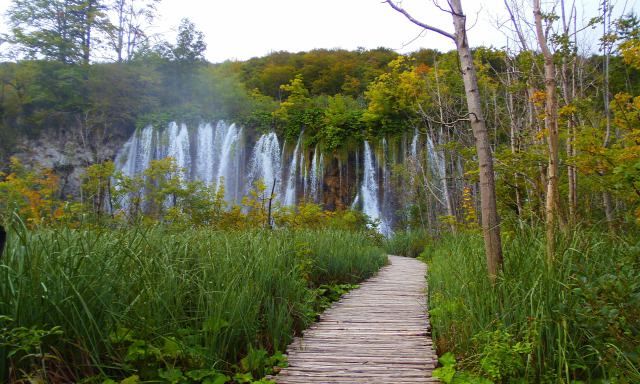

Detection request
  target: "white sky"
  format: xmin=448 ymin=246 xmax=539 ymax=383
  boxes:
xmin=155 ymin=0 xmax=514 ymax=62
xmin=1 ymin=0 xmax=636 ymax=63
xmin=152 ymin=0 xmax=626 ymax=62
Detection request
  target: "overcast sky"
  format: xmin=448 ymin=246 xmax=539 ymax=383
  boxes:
xmin=1 ymin=0 xmax=636 ymax=63
xmin=153 ymin=0 xmax=509 ymax=62
xmin=154 ymin=0 xmax=517 ymax=62
xmin=151 ymin=0 xmax=630 ymax=62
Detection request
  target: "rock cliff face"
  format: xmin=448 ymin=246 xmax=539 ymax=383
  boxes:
xmin=322 ymin=155 xmax=357 ymax=212
xmin=12 ymin=128 xmax=128 ymax=198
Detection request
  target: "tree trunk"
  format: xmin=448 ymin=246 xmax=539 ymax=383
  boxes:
xmin=560 ymin=0 xmax=578 ymax=224
xmin=601 ymin=1 xmax=616 ymax=236
xmin=385 ymin=0 xmax=503 ymax=280
xmin=603 ymin=190 xmax=616 ymax=235
xmin=81 ymin=0 xmax=95 ymax=64
xmin=525 ymin=85 xmax=547 ymax=219
xmin=563 ymin=59 xmax=578 ymax=225
xmin=450 ymin=0 xmax=503 ymax=279
xmin=534 ymin=0 xmax=559 ymax=264
xmin=505 ymin=66 xmax=524 ymax=225
xmin=0 ymin=225 xmax=6 ymax=263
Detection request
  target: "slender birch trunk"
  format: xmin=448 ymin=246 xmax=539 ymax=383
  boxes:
xmin=450 ymin=0 xmax=503 ymax=278
xmin=386 ymin=0 xmax=503 ymax=280
xmin=434 ymin=64 xmax=458 ymax=234
xmin=534 ymin=0 xmax=560 ymax=264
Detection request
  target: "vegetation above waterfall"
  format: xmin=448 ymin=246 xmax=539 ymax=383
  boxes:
xmin=4 ymin=12 xmax=640 ymax=232
xmin=4 ymin=28 xmax=640 ymax=230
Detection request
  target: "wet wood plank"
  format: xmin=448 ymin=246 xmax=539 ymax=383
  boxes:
xmin=268 ymin=255 xmax=440 ymax=384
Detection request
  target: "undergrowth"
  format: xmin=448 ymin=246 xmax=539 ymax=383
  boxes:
xmin=0 ymin=223 xmax=386 ymax=383
xmin=421 ymin=224 xmax=639 ymax=384
xmin=383 ymin=230 xmax=429 ymax=257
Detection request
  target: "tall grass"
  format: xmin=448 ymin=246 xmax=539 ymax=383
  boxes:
xmin=425 ymin=225 xmax=639 ymax=383
xmin=0 ymin=223 xmax=386 ymax=382
xmin=383 ymin=230 xmax=429 ymax=258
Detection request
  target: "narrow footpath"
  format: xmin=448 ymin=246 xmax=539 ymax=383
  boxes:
xmin=270 ymin=255 xmax=440 ymax=383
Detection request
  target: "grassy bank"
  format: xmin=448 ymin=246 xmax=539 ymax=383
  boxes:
xmin=420 ymin=226 xmax=639 ymax=383
xmin=0 ymin=224 xmax=386 ymax=383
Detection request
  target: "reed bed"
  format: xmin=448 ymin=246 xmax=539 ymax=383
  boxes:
xmin=424 ymin=225 xmax=639 ymax=383
xmin=383 ymin=230 xmax=428 ymax=258
xmin=0 ymin=223 xmax=386 ymax=382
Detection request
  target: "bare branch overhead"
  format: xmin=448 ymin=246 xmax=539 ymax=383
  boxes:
xmin=384 ymin=1 xmax=456 ymax=41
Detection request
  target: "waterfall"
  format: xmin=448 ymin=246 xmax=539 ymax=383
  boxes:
xmin=113 ymin=121 xmax=405 ymax=235
xmin=410 ymin=129 xmax=419 ymax=159
xmin=351 ymin=149 xmax=360 ymax=210
xmin=318 ymin=154 xmax=324 ymax=198
xmin=301 ymin=149 xmax=307 ymax=198
xmin=284 ymin=133 xmax=302 ymax=206
xmin=114 ymin=121 xmax=246 ymax=206
xmin=310 ymin=149 xmax=322 ymax=203
xmin=247 ymin=132 xmax=282 ymax=198
xmin=163 ymin=122 xmax=191 ymax=176
xmin=215 ymin=123 xmax=242 ymax=197
xmin=114 ymin=137 xmax=135 ymax=177
xmin=193 ymin=121 xmax=245 ymax=201
xmin=113 ymin=125 xmax=154 ymax=210
xmin=426 ymin=134 xmax=444 ymax=193
xmin=361 ymin=141 xmax=382 ymax=233
xmin=350 ymin=194 xmax=360 ymax=210
xmin=115 ymin=124 xmax=154 ymax=178
xmin=381 ymin=138 xmax=392 ymax=236
xmin=196 ymin=123 xmax=215 ymax=184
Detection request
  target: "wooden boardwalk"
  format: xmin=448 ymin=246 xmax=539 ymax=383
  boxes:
xmin=270 ymin=255 xmax=439 ymax=383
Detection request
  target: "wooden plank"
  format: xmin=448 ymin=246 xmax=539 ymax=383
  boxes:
xmin=271 ymin=255 xmax=441 ymax=383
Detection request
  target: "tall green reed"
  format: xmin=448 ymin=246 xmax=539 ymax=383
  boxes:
xmin=425 ymin=224 xmax=639 ymax=383
xmin=383 ymin=230 xmax=429 ymax=258
xmin=0 ymin=223 xmax=385 ymax=382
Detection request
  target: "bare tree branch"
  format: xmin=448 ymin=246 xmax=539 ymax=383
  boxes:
xmin=384 ymin=0 xmax=456 ymax=41
xmin=504 ymin=0 xmax=530 ymax=50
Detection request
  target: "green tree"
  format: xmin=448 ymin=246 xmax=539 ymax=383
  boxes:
xmin=83 ymin=160 xmax=116 ymax=220
xmin=320 ymin=94 xmax=363 ymax=151
xmin=362 ymin=56 xmax=418 ymax=136
xmin=274 ymin=75 xmax=324 ymax=141
xmin=158 ymin=18 xmax=207 ymax=64
xmin=6 ymin=0 xmax=109 ymax=64
xmin=192 ymin=62 xmax=252 ymax=119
